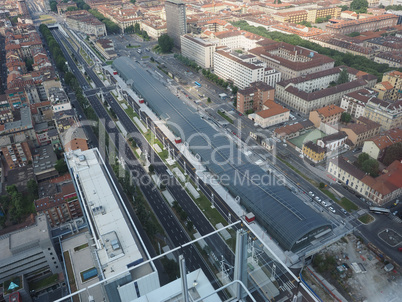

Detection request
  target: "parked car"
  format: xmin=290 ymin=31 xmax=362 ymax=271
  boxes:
xmin=341 ymin=209 xmax=348 ymax=215
xmin=328 ymin=206 xmax=336 ymax=213
xmin=321 ymin=201 xmax=327 ymax=207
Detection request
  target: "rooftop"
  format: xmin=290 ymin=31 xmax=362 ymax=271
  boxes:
xmin=304 ymin=141 xmax=326 ymax=154
xmin=66 ymin=148 xmax=148 ymax=278
xmin=316 ymin=104 xmax=345 ymax=118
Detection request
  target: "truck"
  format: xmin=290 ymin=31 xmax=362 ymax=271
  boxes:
xmin=113 ymin=71 xmax=118 ymax=75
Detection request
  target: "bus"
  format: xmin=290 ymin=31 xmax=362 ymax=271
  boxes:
xmin=194 ymin=81 xmax=201 ymax=87
xmin=369 ymin=207 xmax=391 ymax=215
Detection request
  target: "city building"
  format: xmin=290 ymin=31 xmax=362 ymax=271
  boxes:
xmin=340 ymin=116 xmax=381 ymax=147
xmin=374 ymin=51 xmax=402 ymax=68
xmin=364 ymin=98 xmax=402 ymax=131
xmin=236 ymin=82 xmax=275 ymax=113
xmin=302 ymin=141 xmax=326 ymax=163
xmin=57 ymin=1 xmax=77 ymax=15
xmin=17 ymin=0 xmax=29 ymax=16
xmin=316 ymin=131 xmax=348 ymax=153
xmin=48 ymin=87 xmax=71 ymax=113
xmin=309 ymin=105 xmax=345 ymax=128
xmin=94 ymin=39 xmax=117 ymax=60
xmin=35 ymin=181 xmax=83 ymax=227
xmin=362 ymin=128 xmax=402 ymax=160
xmin=253 ymin=100 xmax=290 ymax=128
xmin=140 ymin=20 xmax=167 ymax=39
xmin=372 ymin=81 xmax=394 ymax=100
xmin=165 ymin=0 xmax=187 ymax=48
xmin=381 ymin=70 xmax=402 ymax=101
xmin=340 ymin=88 xmax=376 ymax=118
xmin=0 ymin=214 xmax=62 ymax=283
xmin=65 ymin=10 xmax=106 ymax=37
xmin=273 ymin=7 xmax=341 ymax=24
xmin=249 ymin=40 xmax=335 ymax=80
xmin=61 ymin=127 xmax=88 ymax=152
xmin=273 ymin=120 xmax=314 ymax=140
xmin=32 ymin=145 xmax=58 ymax=182
xmin=1 ymin=142 xmax=32 ymax=170
xmin=275 ymin=67 xmax=377 ymax=114
xmin=326 ymin=14 xmax=399 ymax=35
xmin=328 ymin=157 xmax=402 ymax=205
xmin=181 ymin=35 xmax=216 ymax=69
xmin=65 ymin=148 xmax=160 ymax=301
xmin=214 ymin=49 xmax=281 ymax=89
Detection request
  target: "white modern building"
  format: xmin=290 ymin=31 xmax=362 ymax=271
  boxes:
xmin=214 ymin=49 xmax=281 ymax=89
xmin=65 ymin=148 xmax=159 ymax=301
xmin=0 ymin=214 xmax=62 ymax=283
xmin=181 ymin=35 xmax=216 ymax=69
xmin=340 ymin=88 xmax=376 ymax=119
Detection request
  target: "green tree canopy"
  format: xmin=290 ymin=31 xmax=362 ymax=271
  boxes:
xmin=341 ymin=112 xmax=351 ymax=123
xmin=362 ymin=158 xmax=379 ymax=177
xmin=158 ymin=34 xmax=174 ymax=53
xmin=55 ymin=159 xmax=68 ymax=174
xmin=350 ymin=0 xmax=368 ymax=13
xmin=357 ymin=152 xmax=370 ymax=167
xmin=337 ymin=68 xmax=349 ymax=85
xmin=382 ymin=142 xmax=402 ymax=166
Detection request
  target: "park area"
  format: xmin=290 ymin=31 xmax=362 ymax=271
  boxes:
xmin=39 ymin=15 xmax=55 ymax=24
xmin=289 ymin=129 xmax=326 ymax=148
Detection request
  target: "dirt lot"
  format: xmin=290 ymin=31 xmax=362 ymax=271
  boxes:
xmin=312 ymin=234 xmax=401 ymax=302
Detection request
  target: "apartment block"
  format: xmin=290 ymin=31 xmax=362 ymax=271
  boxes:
xmin=141 ymin=20 xmax=167 ymax=39
xmin=340 ymin=116 xmax=381 ymax=147
xmin=326 ymin=14 xmax=398 ymax=35
xmin=374 ymin=52 xmax=402 ymax=69
xmin=35 ymin=182 xmax=83 ymax=227
xmin=213 ymin=30 xmax=265 ymax=51
xmin=362 ymin=128 xmax=402 ymax=160
xmin=1 ymin=142 xmax=32 ymax=169
xmin=273 ymin=7 xmax=341 ymax=23
xmin=165 ymin=0 xmax=187 ymax=48
xmin=66 ymin=10 xmax=106 ymax=37
xmin=381 ymin=70 xmax=402 ymax=101
xmin=254 ymin=100 xmax=290 ymax=128
xmin=317 ymin=131 xmax=348 ymax=153
xmin=237 ymin=82 xmax=275 ymax=113
xmin=309 ymin=105 xmax=345 ymax=128
xmin=249 ymin=40 xmax=335 ymax=80
xmin=94 ymin=39 xmax=117 ymax=60
xmin=213 ymin=49 xmax=281 ymax=90
xmin=372 ymin=81 xmax=394 ymax=100
xmin=328 ymin=157 xmax=402 ymax=205
xmin=181 ymin=35 xmax=216 ymax=69
xmin=364 ymin=98 xmax=402 ymax=131
xmin=275 ymin=67 xmax=377 ymax=114
xmin=340 ymin=88 xmax=376 ymax=118
xmin=0 ymin=214 xmax=62 ymax=283
xmin=302 ymin=141 xmax=326 ymax=163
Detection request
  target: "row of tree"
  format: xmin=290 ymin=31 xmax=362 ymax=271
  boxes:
xmin=231 ymin=20 xmax=402 ymax=81
xmin=39 ymin=24 xmax=68 ymax=73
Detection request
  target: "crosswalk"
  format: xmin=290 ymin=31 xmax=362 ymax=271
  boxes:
xmin=279 ymin=280 xmax=296 ymax=292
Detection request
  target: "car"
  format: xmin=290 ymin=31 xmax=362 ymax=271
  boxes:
xmin=321 ymin=201 xmax=327 ymax=207
xmin=360 ymin=197 xmax=366 ymax=202
xmin=309 ymin=191 xmax=314 ymax=197
xmin=341 ymin=209 xmax=348 ymax=215
xmin=315 ymin=196 xmax=320 ymax=200
xmin=328 ymin=206 xmax=336 ymax=213
xmin=341 ymin=220 xmax=346 ymax=225
xmin=393 ymin=211 xmax=398 ymax=216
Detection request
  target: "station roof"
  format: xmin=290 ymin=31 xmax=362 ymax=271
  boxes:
xmin=113 ymin=57 xmax=332 ymax=251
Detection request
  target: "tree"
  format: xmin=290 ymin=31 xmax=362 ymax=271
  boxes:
xmin=149 ymin=164 xmax=155 ymax=174
xmin=350 ymin=0 xmax=368 ymax=13
xmin=339 ymin=5 xmax=349 ymax=11
xmin=50 ymin=1 xmax=58 ymax=12
xmin=382 ymin=142 xmax=402 ymax=166
xmin=347 ymin=32 xmax=360 ymax=37
xmin=134 ymin=23 xmax=140 ymax=34
xmin=158 ymin=34 xmax=174 ymax=53
xmin=125 ymin=25 xmax=134 ymax=34
xmin=55 ymin=159 xmax=68 ymax=174
xmin=337 ymin=68 xmax=349 ymax=85
xmin=362 ymin=158 xmax=379 ymax=177
xmin=341 ymin=112 xmax=351 ymax=123
xmin=130 ymin=0 xmax=136 ymax=3
xmin=319 ymin=182 xmax=325 ymax=189
xmin=207 ymin=97 xmax=211 ymax=103
xmin=66 ymin=6 xmax=78 ymax=12
xmin=357 ymin=152 xmax=370 ymax=167
xmin=27 ymin=179 xmax=38 ymax=198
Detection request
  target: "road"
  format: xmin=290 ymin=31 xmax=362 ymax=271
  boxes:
xmin=51 ymin=27 xmax=236 ymax=298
